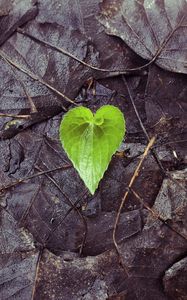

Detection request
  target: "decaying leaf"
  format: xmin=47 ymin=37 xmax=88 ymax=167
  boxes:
xmin=0 ymin=0 xmax=12 ymax=17
xmin=98 ymin=0 xmax=187 ymax=74
xmin=145 ymin=169 xmax=187 ymax=238
xmin=163 ymin=257 xmax=187 ymax=300
xmin=0 ymin=208 xmax=39 ymax=300
xmin=0 ymin=0 xmax=187 ymax=299
xmin=0 ymin=0 xmax=38 ymax=46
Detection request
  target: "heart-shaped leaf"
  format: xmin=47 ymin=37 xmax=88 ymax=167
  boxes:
xmin=59 ymin=105 xmax=125 ymax=194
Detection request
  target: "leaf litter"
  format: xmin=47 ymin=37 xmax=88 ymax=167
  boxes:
xmin=0 ymin=0 xmax=187 ymax=299
xmin=98 ymin=0 xmax=187 ymax=74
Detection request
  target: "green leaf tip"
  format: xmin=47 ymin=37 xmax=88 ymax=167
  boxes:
xmin=59 ymin=105 xmax=126 ymax=195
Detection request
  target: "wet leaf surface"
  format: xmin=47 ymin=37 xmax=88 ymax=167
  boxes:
xmin=0 ymin=0 xmax=187 ymax=299
xmin=0 ymin=251 xmax=39 ymax=299
xmin=0 ymin=0 xmax=38 ymax=46
xmin=34 ymin=249 xmax=128 ymax=300
xmin=163 ymin=257 xmax=187 ymax=300
xmin=0 ymin=208 xmax=39 ymax=299
xmin=98 ymin=0 xmax=187 ymax=74
xmin=0 ymin=0 xmax=12 ymax=17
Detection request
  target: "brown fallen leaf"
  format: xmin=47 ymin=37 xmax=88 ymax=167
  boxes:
xmin=98 ymin=0 xmax=187 ymax=74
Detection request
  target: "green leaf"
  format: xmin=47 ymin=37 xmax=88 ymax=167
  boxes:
xmin=59 ymin=105 xmax=125 ymax=195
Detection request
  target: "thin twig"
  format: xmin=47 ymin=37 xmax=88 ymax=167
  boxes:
xmin=49 ymin=190 xmax=89 ymax=256
xmin=16 ymin=27 xmax=145 ymax=76
xmin=130 ymin=188 xmax=187 ymax=241
xmin=0 ymin=50 xmax=38 ymax=113
xmin=0 ymin=164 xmax=71 ymax=193
xmin=20 ymin=81 xmax=38 ymax=113
xmin=0 ymin=162 xmax=87 ymax=255
xmin=35 ymin=166 xmax=88 ymax=256
xmin=31 ymin=249 xmax=43 ymax=300
xmin=34 ymin=166 xmax=78 ymax=211
xmin=60 ymin=190 xmax=89 ymax=223
xmin=113 ymin=137 xmax=156 ymax=273
xmin=0 ymin=50 xmax=75 ymax=110
xmin=150 ymin=16 xmax=186 ymax=63
xmin=0 ymin=113 xmax=31 ymax=119
xmin=154 ymin=139 xmax=187 ymax=148
xmin=17 ymin=16 xmax=185 ymax=78
xmin=15 ymin=28 xmax=146 ymax=76
xmin=122 ymin=77 xmax=187 ymax=193
xmin=122 ymin=76 xmax=166 ymax=173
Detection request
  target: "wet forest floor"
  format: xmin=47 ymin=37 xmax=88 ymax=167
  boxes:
xmin=0 ymin=1 xmax=187 ymax=299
